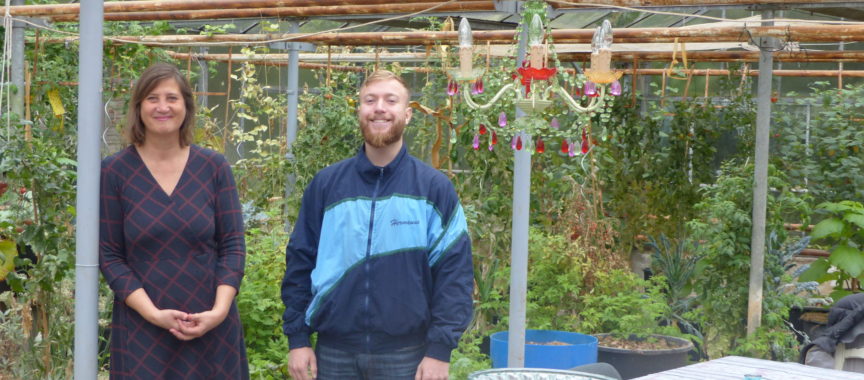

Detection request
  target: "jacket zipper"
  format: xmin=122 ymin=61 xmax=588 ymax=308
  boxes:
xmin=364 ymin=167 xmax=384 ymax=352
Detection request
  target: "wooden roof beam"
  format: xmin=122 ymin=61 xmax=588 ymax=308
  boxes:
xmin=48 ymin=2 xmax=495 ymax=22
xmin=2 ymin=0 xmax=454 ymax=16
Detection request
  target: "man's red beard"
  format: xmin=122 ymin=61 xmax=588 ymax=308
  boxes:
xmin=360 ymin=118 xmax=406 ymax=148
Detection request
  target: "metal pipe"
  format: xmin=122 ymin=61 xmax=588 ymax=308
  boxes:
xmin=507 ymin=21 xmax=529 ymax=369
xmin=283 ymin=21 xmax=301 ymax=232
xmin=747 ymin=9 xmax=773 ymax=337
xmin=197 ymin=47 xmax=209 ymax=109
xmin=11 ymin=0 xmax=25 ymax=117
xmin=74 ymin=0 xmax=103 ymax=378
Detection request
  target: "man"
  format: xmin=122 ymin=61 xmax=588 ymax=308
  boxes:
xmin=282 ymin=70 xmax=474 ymax=380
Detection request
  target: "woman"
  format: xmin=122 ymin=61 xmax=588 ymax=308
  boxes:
xmin=100 ymin=63 xmax=248 ymax=379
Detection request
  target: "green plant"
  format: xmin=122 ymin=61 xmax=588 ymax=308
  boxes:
xmin=773 ymin=83 xmax=864 ymax=205
xmin=577 ymin=269 xmax=679 ymax=339
xmin=647 ymin=234 xmax=704 ymax=352
xmin=686 ymin=160 xmax=811 ymax=358
xmin=525 ymin=228 xmax=586 ymax=330
xmin=800 ymin=200 xmax=864 ymax=301
xmin=236 ymin=218 xmax=290 ymax=379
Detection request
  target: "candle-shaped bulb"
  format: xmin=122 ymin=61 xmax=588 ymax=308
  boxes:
xmin=591 ymin=26 xmax=602 ymax=54
xmin=601 ymin=20 xmax=613 ymax=49
xmin=528 ymin=14 xmax=544 ymax=47
xmin=459 ymin=18 xmax=473 ymax=49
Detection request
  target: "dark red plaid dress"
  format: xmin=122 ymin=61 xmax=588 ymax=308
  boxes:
xmin=99 ymin=145 xmax=248 ymax=379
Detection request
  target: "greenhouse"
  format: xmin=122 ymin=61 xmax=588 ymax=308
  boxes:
xmin=1 ymin=0 xmax=864 ymax=379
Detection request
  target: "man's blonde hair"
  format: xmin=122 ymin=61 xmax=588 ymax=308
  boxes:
xmin=360 ymin=70 xmax=412 ymax=99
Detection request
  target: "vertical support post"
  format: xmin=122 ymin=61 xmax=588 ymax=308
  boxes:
xmin=198 ymin=47 xmax=209 ymax=109
xmin=747 ymin=9 xmax=774 ymax=336
xmin=10 ymin=0 xmax=25 ymax=117
xmin=75 ymin=0 xmax=103 ymax=379
xmin=507 ymin=23 xmax=529 ymax=368
xmin=283 ymin=20 xmax=301 ymax=231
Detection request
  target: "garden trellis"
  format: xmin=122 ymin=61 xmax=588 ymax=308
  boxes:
xmin=3 ymin=0 xmax=864 ymax=377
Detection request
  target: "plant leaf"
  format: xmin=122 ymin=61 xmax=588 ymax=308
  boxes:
xmin=844 ymin=213 xmax=864 ymax=230
xmin=799 ymin=258 xmax=831 ymax=282
xmin=829 ymin=245 xmax=864 ymax=278
xmin=811 ymin=218 xmax=845 ymax=240
xmin=0 ymin=239 xmax=17 ymax=281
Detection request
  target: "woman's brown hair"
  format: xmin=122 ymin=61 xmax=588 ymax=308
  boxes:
xmin=125 ymin=63 xmax=196 ymax=147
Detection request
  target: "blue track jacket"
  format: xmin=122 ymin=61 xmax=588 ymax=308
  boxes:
xmin=281 ymin=145 xmax=473 ymax=362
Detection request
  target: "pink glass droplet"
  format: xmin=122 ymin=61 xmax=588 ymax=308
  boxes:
xmin=610 ymin=80 xmax=622 ymax=96
xmin=510 ymin=135 xmax=517 ymax=150
xmin=550 ymin=118 xmax=560 ymax=129
xmin=498 ymin=112 xmax=507 ymax=127
xmin=568 ymin=139 xmax=576 ymax=157
xmin=472 ymin=134 xmax=480 ymax=150
xmin=584 ymin=81 xmax=597 ymax=97
xmin=447 ymin=80 xmax=458 ymax=96
xmin=472 ymin=78 xmax=484 ymax=95
xmin=488 ymin=143 xmax=494 ymax=151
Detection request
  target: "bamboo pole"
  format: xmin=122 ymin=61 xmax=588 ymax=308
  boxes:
xmin=49 ymin=2 xmax=494 ymax=22
xmin=7 ymin=0 xmax=856 ymax=16
xmin=2 ymin=0 xmax=454 ymax=16
xmin=559 ymin=50 xmax=864 ymax=63
xmin=165 ymin=49 xmax=864 ymax=64
xmin=35 ymin=24 xmax=864 ymax=46
xmin=547 ymin=0 xmax=856 ymax=7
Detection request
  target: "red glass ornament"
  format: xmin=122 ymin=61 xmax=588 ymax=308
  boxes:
xmin=581 ymin=129 xmax=590 ymax=154
xmin=479 ymin=124 xmax=487 ymax=135
xmin=516 ymin=136 xmax=523 ymax=151
xmin=561 ymin=139 xmax=569 ymax=154
xmin=535 ymin=138 xmax=545 ymax=153
xmin=491 ymin=131 xmax=498 ymax=145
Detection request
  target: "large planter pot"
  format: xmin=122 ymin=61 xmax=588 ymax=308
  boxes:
xmin=595 ymin=334 xmax=693 ymax=379
xmin=490 ymin=329 xmax=598 ymax=369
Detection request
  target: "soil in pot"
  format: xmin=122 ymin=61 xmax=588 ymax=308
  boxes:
xmin=595 ymin=334 xmax=693 ymax=379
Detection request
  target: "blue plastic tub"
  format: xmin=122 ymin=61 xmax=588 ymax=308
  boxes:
xmin=490 ymin=330 xmax=598 ymax=369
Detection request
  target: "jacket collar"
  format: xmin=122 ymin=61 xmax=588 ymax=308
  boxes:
xmin=355 ymin=144 xmax=408 ymax=183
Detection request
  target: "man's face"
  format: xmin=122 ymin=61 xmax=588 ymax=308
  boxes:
xmin=358 ymin=79 xmax=412 ymax=148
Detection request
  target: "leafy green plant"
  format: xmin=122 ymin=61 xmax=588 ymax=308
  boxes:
xmin=686 ymin=160 xmax=811 ymax=358
xmin=800 ymin=200 xmax=864 ymax=301
xmin=236 ymin=220 xmax=290 ymax=379
xmin=647 ymin=234 xmax=703 ymax=351
xmin=773 ymin=82 xmax=864 ymax=204
xmin=525 ymin=228 xmax=586 ymax=330
xmin=577 ymin=269 xmax=678 ymax=339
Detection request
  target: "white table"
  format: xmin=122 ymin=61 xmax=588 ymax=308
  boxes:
xmin=633 ymin=355 xmax=864 ymax=380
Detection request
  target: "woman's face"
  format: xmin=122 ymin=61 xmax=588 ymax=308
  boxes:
xmin=140 ymin=78 xmax=186 ymax=140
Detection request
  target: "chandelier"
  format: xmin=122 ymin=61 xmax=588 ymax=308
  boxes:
xmin=449 ymin=3 xmax=623 ymax=154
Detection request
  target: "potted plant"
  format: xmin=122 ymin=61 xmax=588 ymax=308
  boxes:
xmin=579 ymin=269 xmax=694 ymax=379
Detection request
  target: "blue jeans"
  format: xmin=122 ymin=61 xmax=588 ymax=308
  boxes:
xmin=315 ymin=343 xmax=426 ymax=380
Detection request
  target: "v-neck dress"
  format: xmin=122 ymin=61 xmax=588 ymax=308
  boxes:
xmin=99 ymin=145 xmax=248 ymax=379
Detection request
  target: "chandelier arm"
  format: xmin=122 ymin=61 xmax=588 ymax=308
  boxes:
xmin=463 ymin=82 xmax=516 ymax=110
xmin=553 ymin=85 xmax=605 ymax=113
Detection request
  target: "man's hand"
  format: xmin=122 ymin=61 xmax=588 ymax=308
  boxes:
xmin=415 ymin=356 xmax=448 ymax=380
xmin=289 ymin=347 xmax=317 ymax=380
